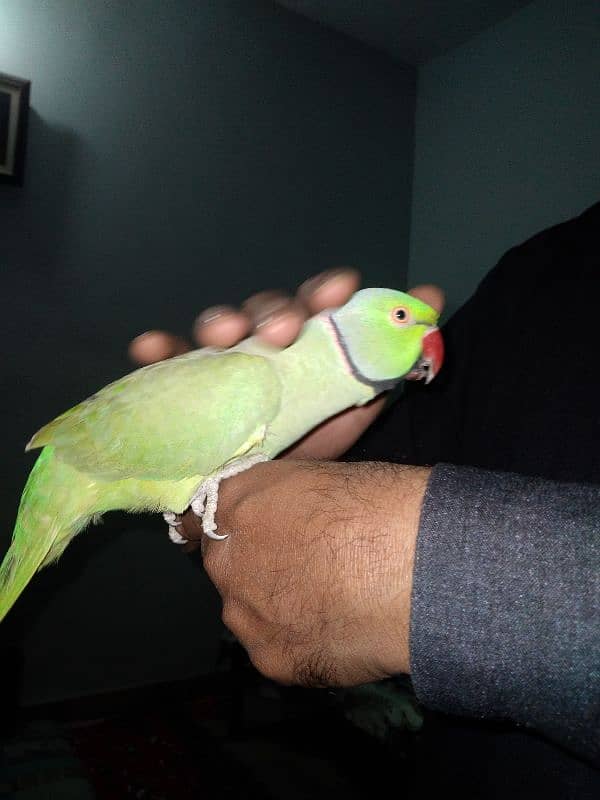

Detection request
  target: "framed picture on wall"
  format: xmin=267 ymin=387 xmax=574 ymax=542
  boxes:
xmin=0 ymin=72 xmax=31 ymax=185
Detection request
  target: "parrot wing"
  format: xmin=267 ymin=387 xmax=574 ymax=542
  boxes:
xmin=27 ymin=349 xmax=281 ymax=481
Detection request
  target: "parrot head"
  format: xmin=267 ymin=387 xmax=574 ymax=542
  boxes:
xmin=328 ymin=288 xmax=444 ymax=387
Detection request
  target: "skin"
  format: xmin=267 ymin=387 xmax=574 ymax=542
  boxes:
xmin=129 ymin=269 xmax=444 ymax=686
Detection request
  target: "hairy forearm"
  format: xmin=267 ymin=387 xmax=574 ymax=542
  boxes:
xmin=358 ymin=461 xmax=428 ymax=675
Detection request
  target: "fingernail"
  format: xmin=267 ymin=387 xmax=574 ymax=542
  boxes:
xmin=254 ymin=310 xmax=284 ymax=329
xmin=255 ymin=310 xmax=302 ymax=342
xmin=195 ymin=305 xmax=233 ymax=326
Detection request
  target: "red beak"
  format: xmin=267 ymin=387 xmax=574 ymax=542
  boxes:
xmin=406 ymin=326 xmax=444 ymax=384
xmin=421 ymin=326 xmax=444 ymax=383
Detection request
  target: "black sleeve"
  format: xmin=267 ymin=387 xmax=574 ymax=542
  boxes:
xmin=410 ymin=463 xmax=600 ymax=765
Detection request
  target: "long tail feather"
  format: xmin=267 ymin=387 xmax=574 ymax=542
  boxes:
xmin=0 ymin=447 xmax=99 ymax=623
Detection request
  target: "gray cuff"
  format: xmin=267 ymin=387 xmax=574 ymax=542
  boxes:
xmin=409 ymin=463 xmax=600 ymax=764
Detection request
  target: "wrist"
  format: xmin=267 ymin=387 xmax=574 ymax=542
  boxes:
xmin=367 ymin=463 xmax=429 ymax=676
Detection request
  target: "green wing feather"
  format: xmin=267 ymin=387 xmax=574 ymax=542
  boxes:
xmin=27 ymin=349 xmax=282 ymax=481
xmin=0 ymin=349 xmax=282 ymax=622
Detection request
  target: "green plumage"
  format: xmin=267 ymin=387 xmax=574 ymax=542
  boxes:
xmin=0 ymin=289 xmax=441 ymax=623
xmin=29 ymin=351 xmax=281 ymax=481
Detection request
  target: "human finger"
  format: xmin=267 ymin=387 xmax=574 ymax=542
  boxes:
xmin=408 ymin=284 xmax=445 ymax=315
xmin=242 ymin=291 xmax=306 ymax=348
xmin=297 ymin=267 xmax=361 ymax=315
xmin=128 ymin=331 xmax=191 ymax=365
xmin=193 ymin=306 xmax=251 ymax=348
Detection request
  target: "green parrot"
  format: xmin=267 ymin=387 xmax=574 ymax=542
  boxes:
xmin=0 ymin=288 xmax=443 ymax=622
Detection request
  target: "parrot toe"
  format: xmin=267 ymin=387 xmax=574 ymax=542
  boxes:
xmin=168 ymin=525 xmax=188 ymax=544
xmin=187 ymin=453 xmax=271 ymax=542
xmin=163 ymin=511 xmax=188 ymax=544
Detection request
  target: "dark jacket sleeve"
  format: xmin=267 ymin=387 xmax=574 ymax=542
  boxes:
xmin=411 ymin=463 xmax=600 ymax=765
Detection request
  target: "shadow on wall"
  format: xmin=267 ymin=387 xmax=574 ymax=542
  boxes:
xmin=1 ymin=107 xmax=85 ymax=499
xmin=0 ymin=110 xmax=84 ymax=642
xmin=0 ymin=93 xmax=271 ymax=708
xmin=0 ymin=106 xmax=200 ymax=601
xmin=0 ymin=109 xmax=81 ymax=283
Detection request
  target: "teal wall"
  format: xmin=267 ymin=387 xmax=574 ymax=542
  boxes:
xmin=409 ymin=0 xmax=600 ymax=317
xmin=0 ymin=1 xmax=415 ymax=704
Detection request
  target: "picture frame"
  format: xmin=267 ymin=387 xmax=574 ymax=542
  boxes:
xmin=0 ymin=72 xmax=31 ymax=185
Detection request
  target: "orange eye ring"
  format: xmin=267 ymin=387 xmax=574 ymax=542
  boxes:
xmin=391 ymin=306 xmax=411 ymax=326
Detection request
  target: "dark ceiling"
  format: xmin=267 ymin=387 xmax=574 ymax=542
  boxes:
xmin=276 ymin=0 xmax=533 ymax=64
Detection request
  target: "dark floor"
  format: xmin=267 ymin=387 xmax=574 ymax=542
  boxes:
xmin=0 ymin=652 xmax=423 ymax=799
xmin=4 ymin=656 xmax=596 ymax=799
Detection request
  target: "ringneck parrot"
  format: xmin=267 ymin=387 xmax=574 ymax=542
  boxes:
xmin=0 ymin=288 xmax=443 ymax=623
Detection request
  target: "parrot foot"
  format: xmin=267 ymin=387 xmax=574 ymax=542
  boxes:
xmin=163 ymin=511 xmax=187 ymax=544
xmin=163 ymin=454 xmax=269 ymax=544
xmin=190 ymin=488 xmax=207 ymax=517
xmin=192 ymin=453 xmax=270 ymax=541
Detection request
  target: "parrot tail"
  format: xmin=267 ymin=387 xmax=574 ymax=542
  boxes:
xmin=0 ymin=446 xmax=100 ymax=623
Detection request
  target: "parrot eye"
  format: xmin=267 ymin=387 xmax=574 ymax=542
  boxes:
xmin=391 ymin=306 xmax=411 ymax=326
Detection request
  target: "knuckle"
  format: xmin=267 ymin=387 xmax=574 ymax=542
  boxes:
xmin=249 ymin=649 xmax=289 ymax=684
xmin=221 ymin=603 xmax=241 ymax=634
xmin=221 ymin=487 xmax=261 ymax=534
xmin=230 ymin=493 xmax=255 ymax=527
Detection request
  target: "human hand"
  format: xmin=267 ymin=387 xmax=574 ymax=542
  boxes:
xmin=129 ymin=268 xmax=444 ymax=459
xmin=179 ymin=459 xmax=430 ymax=686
